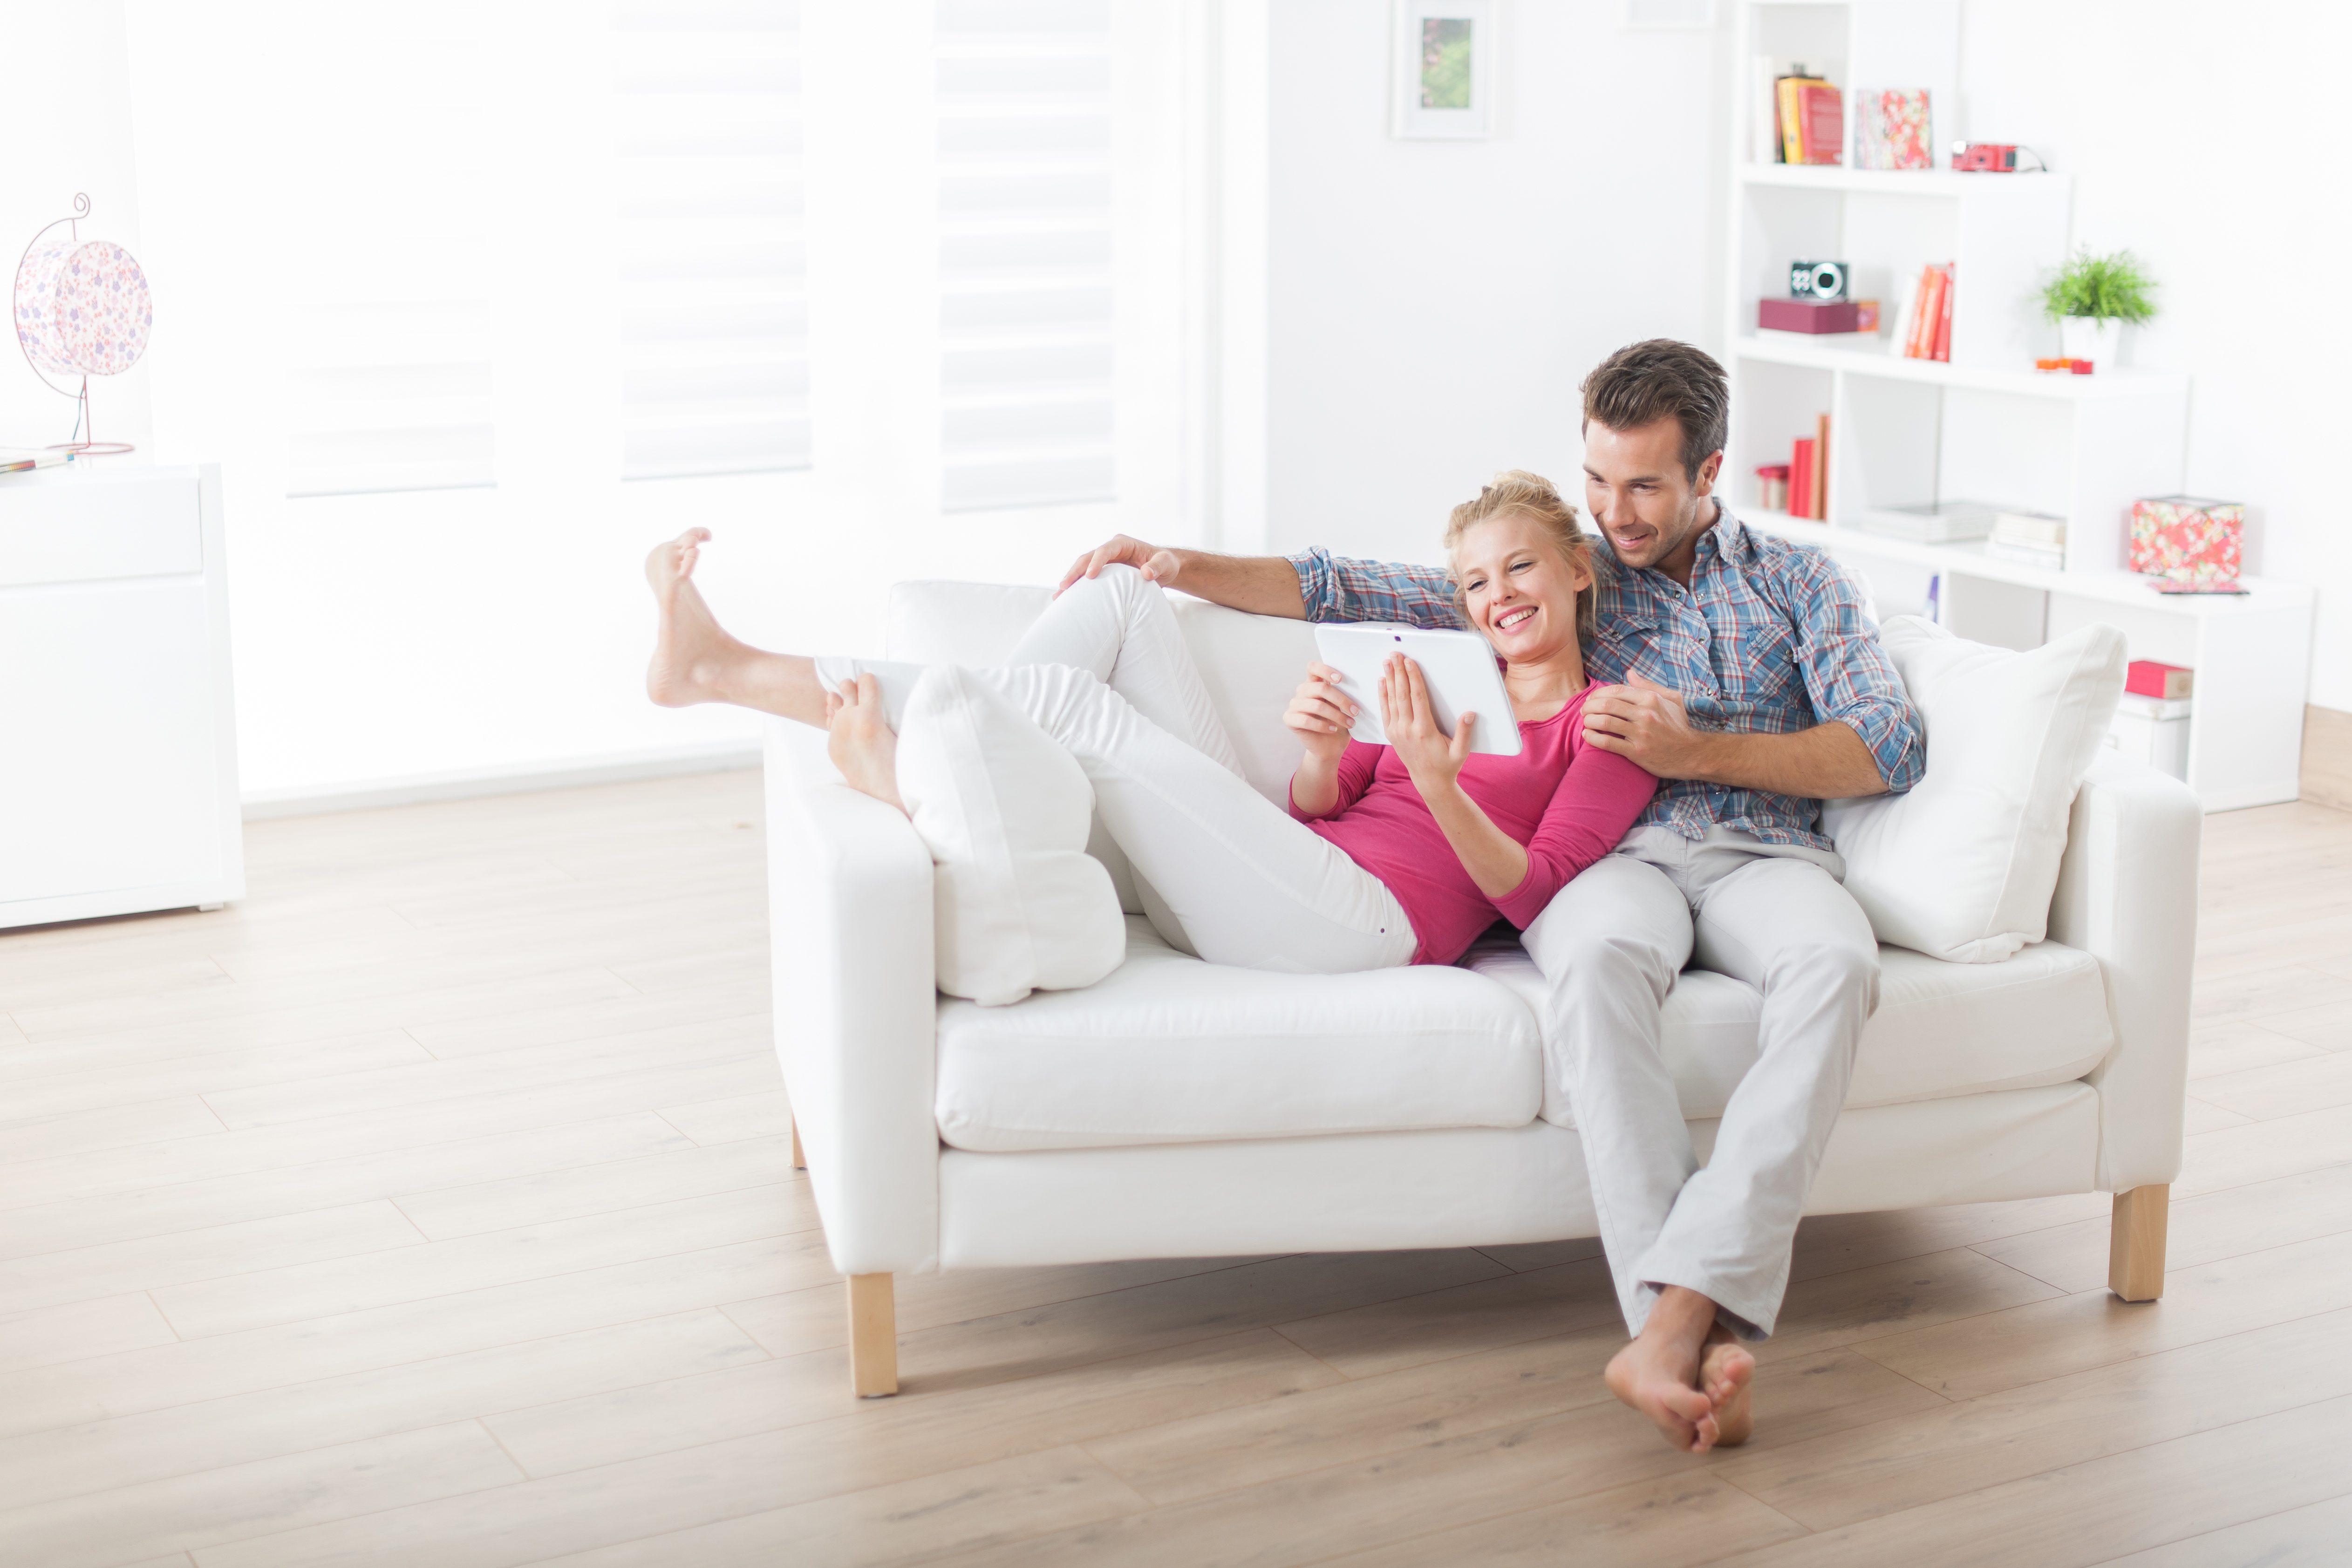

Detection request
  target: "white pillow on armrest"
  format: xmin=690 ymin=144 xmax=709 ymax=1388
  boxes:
xmin=896 ymin=665 xmax=1126 ymax=1006
xmin=1826 ymin=617 xmax=2126 ymax=964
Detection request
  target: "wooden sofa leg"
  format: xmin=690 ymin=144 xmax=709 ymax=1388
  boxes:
xmin=790 ymin=1116 xmax=805 ymax=1171
xmin=848 ymin=1274 xmax=898 ymax=1398
xmin=2109 ymin=1185 xmax=2171 ymax=1302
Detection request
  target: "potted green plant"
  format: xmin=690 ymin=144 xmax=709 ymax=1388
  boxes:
xmin=2042 ymin=249 xmax=2156 ymax=371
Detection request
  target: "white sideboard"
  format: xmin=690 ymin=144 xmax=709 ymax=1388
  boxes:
xmin=0 ymin=463 xmax=244 ymax=929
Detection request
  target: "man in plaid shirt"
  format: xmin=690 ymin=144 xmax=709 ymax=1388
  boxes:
xmin=1059 ymin=340 xmax=1923 ymax=1455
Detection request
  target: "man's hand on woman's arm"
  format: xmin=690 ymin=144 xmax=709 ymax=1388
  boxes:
xmin=1582 ymin=676 xmax=1890 ymax=799
xmin=1057 ymin=536 xmax=1308 ymax=620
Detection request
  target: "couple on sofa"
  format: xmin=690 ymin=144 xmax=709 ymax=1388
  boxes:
xmin=642 ymin=339 xmax=1923 ymax=1455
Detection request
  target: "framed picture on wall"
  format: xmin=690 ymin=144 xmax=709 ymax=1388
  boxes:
xmin=1391 ymin=0 xmax=1496 ymax=139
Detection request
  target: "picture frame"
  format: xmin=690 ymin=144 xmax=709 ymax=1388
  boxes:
xmin=1391 ymin=0 xmax=1496 ymax=140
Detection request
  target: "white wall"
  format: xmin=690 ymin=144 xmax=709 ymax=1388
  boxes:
xmin=1957 ymin=1 xmax=2352 ymax=710
xmin=1261 ymin=1 xmax=1727 ymax=568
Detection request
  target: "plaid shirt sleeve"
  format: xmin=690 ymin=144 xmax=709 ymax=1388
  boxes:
xmin=1787 ymin=552 xmax=1925 ymax=795
xmin=1287 ymin=547 xmax=1466 ymax=629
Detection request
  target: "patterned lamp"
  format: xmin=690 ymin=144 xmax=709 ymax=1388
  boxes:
xmin=13 ymin=193 xmax=152 ymax=455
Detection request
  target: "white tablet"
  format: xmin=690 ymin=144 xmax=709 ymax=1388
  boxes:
xmin=1311 ymin=624 xmax=1523 ymax=757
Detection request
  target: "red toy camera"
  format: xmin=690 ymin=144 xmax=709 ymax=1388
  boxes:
xmin=1950 ymin=141 xmax=2021 ymax=171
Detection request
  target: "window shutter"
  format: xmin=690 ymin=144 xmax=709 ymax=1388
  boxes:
xmin=935 ymin=0 xmax=1117 ymax=513
xmin=614 ymin=0 xmax=810 ymax=481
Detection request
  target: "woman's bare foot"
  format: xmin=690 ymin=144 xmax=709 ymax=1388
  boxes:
xmin=826 ymin=674 xmax=904 ymax=812
xmin=1699 ymin=1325 xmax=1755 ymax=1447
xmin=645 ymin=528 xmax=748 ymax=708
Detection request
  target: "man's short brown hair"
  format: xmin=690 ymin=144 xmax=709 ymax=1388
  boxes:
xmin=1579 ymin=339 xmax=1729 ymax=482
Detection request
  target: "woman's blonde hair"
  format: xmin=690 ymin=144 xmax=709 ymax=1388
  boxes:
xmin=1443 ymin=470 xmax=1601 ymax=642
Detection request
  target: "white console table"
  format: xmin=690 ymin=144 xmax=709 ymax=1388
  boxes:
xmin=0 ymin=463 xmax=244 ymax=929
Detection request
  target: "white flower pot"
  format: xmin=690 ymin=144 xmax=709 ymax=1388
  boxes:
xmin=2060 ymin=316 xmax=2123 ymax=370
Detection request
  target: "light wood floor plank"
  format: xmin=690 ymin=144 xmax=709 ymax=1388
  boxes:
xmin=1692 ymin=1391 xmax=2352 ymax=1568
xmin=2092 ymin=1488 xmax=2352 ymax=1568
xmin=1310 ymin=1471 xmax=1807 ymax=1568
xmin=654 ymin=1090 xmax=793 ymax=1146
xmin=0 ymin=1420 xmax=521 ymax=1568
xmin=0 ymin=1291 xmax=179 ymax=1377
xmin=151 ymin=1185 xmax=816 ymax=1340
xmin=1713 ymin=1304 xmax=2352 ymax=1531
xmin=0 ymin=1311 xmax=763 ymax=1515
xmin=0 ymin=1114 xmax=691 ymax=1260
xmin=0 ymin=1200 xmax=424 ymax=1321
xmin=391 ymin=1134 xmax=808 ymax=1241
xmin=0 ymin=1098 xmax=229 ymax=1166
xmin=1856 ymin=1226 xmax=2352 ymax=1401
xmin=0 ymin=1032 xmax=429 ymax=1124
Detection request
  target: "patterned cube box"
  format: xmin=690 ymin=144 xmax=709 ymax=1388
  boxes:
xmin=2130 ymin=495 xmax=2244 ymax=592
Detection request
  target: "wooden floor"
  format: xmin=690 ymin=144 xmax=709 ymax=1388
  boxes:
xmin=3 ymin=773 xmax=2350 ymax=1568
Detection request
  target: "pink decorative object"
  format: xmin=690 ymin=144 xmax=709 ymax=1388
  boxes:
xmin=2130 ymin=495 xmax=2244 ymax=593
xmin=16 ymin=237 xmax=150 ymax=378
xmin=11 ymin=193 xmax=150 ymax=454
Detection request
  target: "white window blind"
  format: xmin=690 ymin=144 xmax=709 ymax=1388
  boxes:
xmin=279 ymin=14 xmax=498 ymax=499
xmin=614 ymin=0 xmax=810 ymax=481
xmin=935 ymin=0 xmax=1117 ymax=513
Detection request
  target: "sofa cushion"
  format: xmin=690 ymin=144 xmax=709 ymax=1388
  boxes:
xmin=1824 ymin=617 xmax=2127 ymax=964
xmin=1459 ymin=933 xmax=2113 ymax=1125
xmin=935 ymin=918 xmax=1542 ymax=1151
xmin=898 ymin=666 xmax=1125 ymax=1007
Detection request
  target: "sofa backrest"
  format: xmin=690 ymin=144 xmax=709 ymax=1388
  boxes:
xmin=887 ymin=580 xmax=1318 ymax=805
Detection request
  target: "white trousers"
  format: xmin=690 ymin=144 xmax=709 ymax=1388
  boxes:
xmin=1521 ymin=825 xmax=1880 ymax=1339
xmin=819 ymin=567 xmax=1417 ymax=975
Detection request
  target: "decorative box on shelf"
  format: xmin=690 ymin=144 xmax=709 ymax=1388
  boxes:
xmin=2131 ymin=495 xmax=2244 ymax=593
xmin=0 ymin=463 xmax=244 ymax=929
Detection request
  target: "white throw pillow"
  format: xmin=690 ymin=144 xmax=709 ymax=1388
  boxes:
xmin=1824 ymin=617 xmax=2126 ymax=964
xmin=896 ymin=665 xmax=1125 ymax=1006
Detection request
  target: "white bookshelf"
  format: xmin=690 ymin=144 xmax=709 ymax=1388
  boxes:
xmin=1725 ymin=0 xmax=2313 ymax=810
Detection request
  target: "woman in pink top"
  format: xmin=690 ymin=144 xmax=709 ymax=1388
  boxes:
xmin=641 ymin=471 xmax=1655 ymax=975
xmin=1282 ymin=472 xmax=1657 ymax=964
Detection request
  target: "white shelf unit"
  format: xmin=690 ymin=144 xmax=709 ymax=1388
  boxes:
xmin=0 ymin=464 xmax=245 ymax=927
xmin=1724 ymin=0 xmax=2313 ymax=810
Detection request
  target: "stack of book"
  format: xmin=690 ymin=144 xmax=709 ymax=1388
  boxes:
xmin=1984 ymin=510 xmax=2066 ymax=569
xmin=1752 ymin=62 xmax=1841 ymax=165
xmin=1894 ymin=264 xmax=1955 ymax=361
xmin=1852 ymin=501 xmax=1996 ymax=544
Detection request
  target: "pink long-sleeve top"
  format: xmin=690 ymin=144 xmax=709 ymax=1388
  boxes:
xmin=1288 ymin=682 xmax=1658 ymax=966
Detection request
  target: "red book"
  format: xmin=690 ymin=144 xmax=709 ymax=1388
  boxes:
xmin=1905 ymin=266 xmax=1946 ymax=359
xmin=1789 ymin=438 xmax=1816 ymax=518
xmin=2125 ymin=661 xmax=2193 ymax=701
xmin=1931 ymin=263 xmax=1955 ymax=362
xmin=1796 ymin=84 xmax=1843 ymax=165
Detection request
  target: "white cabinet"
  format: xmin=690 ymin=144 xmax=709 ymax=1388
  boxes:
xmin=0 ymin=464 xmax=243 ymax=928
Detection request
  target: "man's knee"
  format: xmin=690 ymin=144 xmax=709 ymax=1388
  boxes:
xmin=1767 ymin=935 xmax=1879 ymax=1013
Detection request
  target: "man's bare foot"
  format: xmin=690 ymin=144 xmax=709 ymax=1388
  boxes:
xmin=1605 ymin=1329 xmax=1716 ymax=1453
xmin=1699 ymin=1325 xmax=1755 ymax=1447
xmin=826 ymin=674 xmax=904 ymax=812
xmin=645 ymin=528 xmax=748 ymax=708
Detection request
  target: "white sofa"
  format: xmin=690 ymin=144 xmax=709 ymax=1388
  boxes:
xmin=771 ymin=583 xmax=2199 ymax=1397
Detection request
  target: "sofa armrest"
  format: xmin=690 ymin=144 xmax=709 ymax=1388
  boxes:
xmin=765 ymin=718 xmax=941 ymax=1275
xmin=2048 ymin=751 xmax=2202 ymax=1191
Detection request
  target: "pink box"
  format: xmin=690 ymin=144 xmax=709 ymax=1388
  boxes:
xmin=2130 ymin=495 xmax=2243 ymax=592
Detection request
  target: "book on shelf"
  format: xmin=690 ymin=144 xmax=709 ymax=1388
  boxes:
xmin=1901 ymin=263 xmax=1954 ymax=361
xmin=2126 ymin=660 xmax=2194 ymax=701
xmin=1992 ymin=509 xmax=2067 ymax=548
xmin=1853 ymin=89 xmax=1932 ymax=170
xmin=1776 ymin=74 xmax=1842 ymax=165
xmin=1788 ymin=437 xmax=1815 ymax=520
xmin=1851 ymin=501 xmax=1997 ymax=544
xmin=1810 ymin=412 xmax=1829 ymax=519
